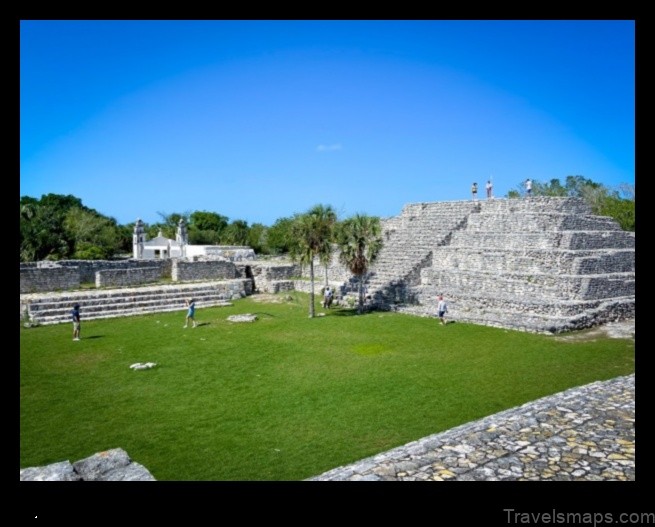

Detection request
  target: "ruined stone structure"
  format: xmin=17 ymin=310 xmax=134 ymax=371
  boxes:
xmin=366 ymin=197 xmax=634 ymax=333
xmin=20 ymin=448 xmax=156 ymax=481
xmin=19 ymin=198 xmax=634 ymax=333
xmin=132 ymin=217 xmax=256 ymax=261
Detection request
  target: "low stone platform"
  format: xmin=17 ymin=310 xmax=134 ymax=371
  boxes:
xmin=308 ymin=374 xmax=635 ymax=481
xmin=19 ymin=448 xmax=156 ymax=481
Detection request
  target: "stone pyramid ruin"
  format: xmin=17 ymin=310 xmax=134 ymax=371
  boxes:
xmin=366 ymin=197 xmax=634 ymax=333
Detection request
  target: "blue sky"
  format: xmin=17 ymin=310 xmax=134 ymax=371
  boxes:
xmin=20 ymin=20 xmax=635 ymax=227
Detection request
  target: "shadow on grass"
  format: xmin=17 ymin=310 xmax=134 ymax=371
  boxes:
xmin=80 ymin=335 xmax=104 ymax=340
xmin=329 ymin=309 xmax=364 ymax=317
xmin=244 ymin=312 xmax=277 ymax=319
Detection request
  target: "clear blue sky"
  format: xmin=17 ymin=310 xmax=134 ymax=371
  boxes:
xmin=20 ymin=20 xmax=635 ymax=227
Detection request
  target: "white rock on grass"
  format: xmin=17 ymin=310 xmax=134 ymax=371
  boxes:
xmin=227 ymin=314 xmax=258 ymax=323
xmin=129 ymin=362 xmax=157 ymax=370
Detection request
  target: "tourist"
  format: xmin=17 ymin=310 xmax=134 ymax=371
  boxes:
xmin=323 ymin=286 xmax=333 ymax=309
xmin=525 ymin=178 xmax=532 ymax=196
xmin=184 ymin=298 xmax=197 ymax=328
xmin=471 ymin=182 xmax=478 ymax=201
xmin=437 ymin=295 xmax=448 ymax=325
xmin=486 ymin=180 xmax=493 ymax=199
xmin=71 ymin=303 xmax=81 ymax=341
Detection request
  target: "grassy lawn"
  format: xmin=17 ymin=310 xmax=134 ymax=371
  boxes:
xmin=19 ymin=292 xmax=635 ymax=481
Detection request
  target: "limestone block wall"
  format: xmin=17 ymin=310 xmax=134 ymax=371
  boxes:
xmin=53 ymin=259 xmax=172 ymax=282
xmin=96 ymin=267 xmax=162 ymax=288
xmin=20 ymin=265 xmax=80 ymax=293
xmin=299 ymin=249 xmax=353 ymax=284
xmin=171 ymin=259 xmax=237 ymax=282
xmin=185 ymin=245 xmax=256 ymax=261
xmin=245 ymin=262 xmax=301 ymax=293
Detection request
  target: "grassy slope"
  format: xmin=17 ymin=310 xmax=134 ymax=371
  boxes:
xmin=20 ymin=292 xmax=634 ymax=480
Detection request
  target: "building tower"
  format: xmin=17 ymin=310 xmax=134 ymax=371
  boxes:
xmin=176 ymin=217 xmax=189 ymax=257
xmin=133 ymin=218 xmax=145 ymax=259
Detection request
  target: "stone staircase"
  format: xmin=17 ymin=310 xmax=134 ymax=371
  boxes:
xmin=365 ymin=201 xmax=481 ymax=306
xmin=21 ymin=279 xmax=252 ymax=325
xmin=367 ymin=198 xmax=635 ymax=333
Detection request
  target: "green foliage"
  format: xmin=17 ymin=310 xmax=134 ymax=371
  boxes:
xmin=265 ymin=216 xmax=295 ymax=255
xmin=222 ymin=219 xmax=250 ymax=245
xmin=335 ymin=214 xmax=383 ymax=313
xmin=247 ymin=223 xmax=268 ymax=254
xmin=189 ymin=211 xmax=228 ymax=233
xmin=20 ymin=194 xmax=123 ymax=262
xmin=189 ymin=211 xmax=228 ymax=244
xmin=20 ymin=294 xmax=634 ymax=480
xmin=64 ymin=207 xmax=122 ymax=259
xmin=154 ymin=211 xmax=189 ymax=239
xmin=289 ymin=204 xmax=337 ymax=317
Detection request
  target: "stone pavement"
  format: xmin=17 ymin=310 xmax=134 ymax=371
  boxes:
xmin=308 ymin=374 xmax=635 ymax=481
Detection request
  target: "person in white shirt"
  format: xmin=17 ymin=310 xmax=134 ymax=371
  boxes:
xmin=437 ymin=295 xmax=448 ymax=325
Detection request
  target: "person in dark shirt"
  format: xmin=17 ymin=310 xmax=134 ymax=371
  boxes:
xmin=71 ymin=304 xmax=81 ymax=341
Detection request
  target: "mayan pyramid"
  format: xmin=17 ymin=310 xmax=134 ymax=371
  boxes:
xmin=366 ymin=197 xmax=634 ymax=333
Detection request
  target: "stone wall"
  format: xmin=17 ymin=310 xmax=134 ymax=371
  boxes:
xmin=95 ymin=267 xmax=162 ymax=288
xmin=20 ymin=259 xmax=172 ymax=293
xmin=246 ymin=261 xmax=302 ymax=293
xmin=185 ymin=245 xmax=256 ymax=261
xmin=171 ymin=259 xmax=237 ymax=282
xmin=55 ymin=259 xmax=172 ymax=282
xmin=20 ymin=265 xmax=80 ymax=294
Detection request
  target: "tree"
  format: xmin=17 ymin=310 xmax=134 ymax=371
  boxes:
xmin=222 ymin=219 xmax=249 ymax=246
xmin=247 ymin=223 xmax=268 ymax=254
xmin=265 ymin=216 xmax=295 ymax=255
xmin=155 ymin=211 xmax=190 ymax=239
xmin=20 ymin=193 xmax=129 ymax=262
xmin=63 ymin=207 xmax=122 ymax=259
xmin=335 ymin=214 xmax=383 ymax=314
xmin=189 ymin=211 xmax=228 ymax=244
xmin=289 ymin=205 xmax=336 ymax=318
xmin=308 ymin=204 xmax=337 ymax=287
xmin=20 ymin=194 xmax=82 ymax=261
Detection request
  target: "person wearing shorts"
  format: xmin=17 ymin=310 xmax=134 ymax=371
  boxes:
xmin=437 ymin=295 xmax=448 ymax=325
xmin=184 ymin=298 xmax=197 ymax=328
xmin=71 ymin=303 xmax=81 ymax=340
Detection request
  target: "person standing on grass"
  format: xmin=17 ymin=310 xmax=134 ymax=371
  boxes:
xmin=71 ymin=303 xmax=81 ymax=341
xmin=323 ymin=286 xmax=333 ymax=309
xmin=184 ymin=298 xmax=197 ymax=328
xmin=437 ymin=295 xmax=448 ymax=326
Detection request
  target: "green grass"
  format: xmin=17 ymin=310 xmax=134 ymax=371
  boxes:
xmin=20 ymin=292 xmax=634 ymax=480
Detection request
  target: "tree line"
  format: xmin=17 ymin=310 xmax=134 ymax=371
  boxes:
xmin=19 ymin=194 xmax=298 ymax=261
xmin=20 ymin=174 xmax=633 ymax=263
xmin=19 ymin=195 xmax=383 ymax=316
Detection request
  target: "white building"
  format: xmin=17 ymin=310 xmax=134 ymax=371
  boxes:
xmin=132 ymin=218 xmax=256 ymax=261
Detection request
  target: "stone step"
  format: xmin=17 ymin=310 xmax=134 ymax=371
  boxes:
xmin=22 ymin=280 xmax=251 ymax=325
xmin=394 ymin=296 xmax=635 ymax=334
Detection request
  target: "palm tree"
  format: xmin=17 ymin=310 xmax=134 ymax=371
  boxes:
xmin=310 ymin=204 xmax=337 ymax=288
xmin=335 ymin=214 xmax=383 ymax=314
xmin=289 ymin=204 xmax=337 ymax=318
